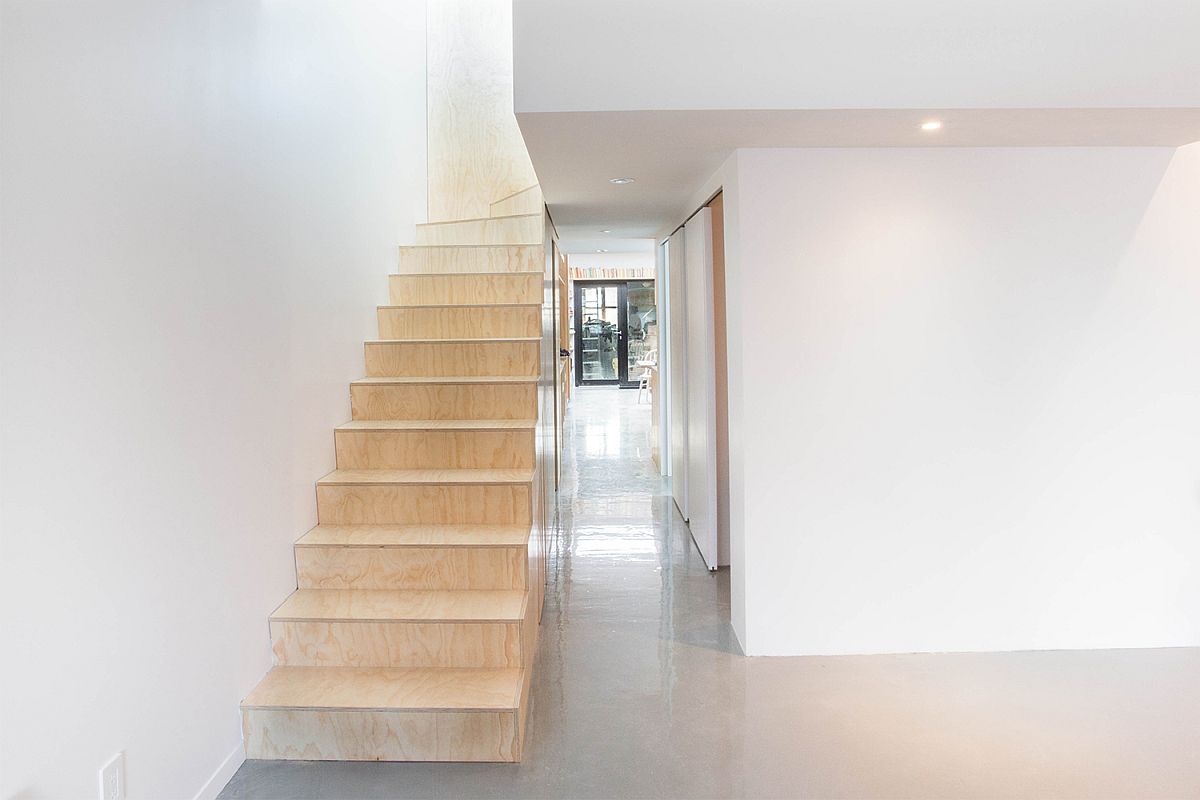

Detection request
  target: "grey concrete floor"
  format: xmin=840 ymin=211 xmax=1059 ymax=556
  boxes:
xmin=220 ymin=386 xmax=1200 ymax=799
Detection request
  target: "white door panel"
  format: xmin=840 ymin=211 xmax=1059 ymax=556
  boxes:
xmin=667 ymin=228 xmax=689 ymax=520
xmin=683 ymin=210 xmax=718 ymax=570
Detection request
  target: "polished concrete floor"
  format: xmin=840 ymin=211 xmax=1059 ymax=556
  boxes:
xmin=221 ymin=387 xmax=1200 ymax=799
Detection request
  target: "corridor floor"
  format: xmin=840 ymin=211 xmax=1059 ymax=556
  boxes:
xmin=220 ymin=387 xmax=1200 ymax=799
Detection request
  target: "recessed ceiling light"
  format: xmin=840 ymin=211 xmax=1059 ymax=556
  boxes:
xmin=600 ymin=229 xmax=612 ymax=234
xmin=596 ymin=249 xmax=609 ymax=253
xmin=920 ymin=120 xmax=943 ymax=131
xmin=608 ymin=177 xmax=635 ymax=184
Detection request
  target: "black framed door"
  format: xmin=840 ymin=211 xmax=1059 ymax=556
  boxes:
xmin=574 ymin=279 xmax=658 ymax=387
xmin=574 ymin=281 xmax=627 ymax=385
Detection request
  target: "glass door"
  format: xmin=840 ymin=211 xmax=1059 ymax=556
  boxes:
xmin=623 ymin=280 xmax=657 ymax=388
xmin=574 ymin=279 xmax=658 ymax=387
xmin=575 ymin=282 xmax=624 ymax=384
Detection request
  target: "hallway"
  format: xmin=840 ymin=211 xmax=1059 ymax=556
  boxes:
xmin=221 ymin=388 xmax=1200 ymax=799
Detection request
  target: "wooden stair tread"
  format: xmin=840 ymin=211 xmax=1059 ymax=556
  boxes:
xmin=318 ymin=468 xmax=534 ymax=485
xmin=351 ymin=375 xmax=538 ymax=385
xmin=366 ymin=337 xmax=541 ymax=344
xmin=296 ymin=524 xmax=531 ymax=548
xmin=336 ymin=419 xmax=537 ymax=431
xmin=378 ymin=303 xmax=541 ymax=309
xmin=390 ymin=270 xmax=542 ymax=276
xmin=398 ymin=244 xmax=540 ymax=250
xmin=272 ymin=588 xmax=527 ymax=622
xmin=242 ymin=666 xmax=524 ymax=711
xmin=418 ymin=212 xmax=541 ymax=226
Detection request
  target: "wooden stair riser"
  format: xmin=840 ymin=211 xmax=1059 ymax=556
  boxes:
xmin=335 ymin=429 xmax=535 ymax=469
xmin=365 ymin=340 xmax=539 ymax=378
xmin=316 ymin=484 xmax=533 ymax=525
xmin=350 ymin=383 xmax=537 ymax=421
xmin=270 ymin=620 xmax=526 ymax=668
xmin=414 ymin=214 xmax=542 ymax=246
xmin=398 ymin=245 xmax=543 ymax=274
xmin=243 ymin=708 xmax=519 ymax=762
xmin=377 ymin=305 xmax=540 ymax=339
xmin=389 ymin=273 xmax=541 ymax=305
xmin=489 ymin=186 xmax=543 ymax=218
xmin=295 ymin=545 xmax=528 ymax=590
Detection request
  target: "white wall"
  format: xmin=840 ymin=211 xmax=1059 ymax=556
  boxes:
xmin=0 ymin=2 xmax=426 ymax=797
xmin=730 ymin=145 xmax=1200 ymax=656
xmin=514 ymin=0 xmax=1200 ymax=112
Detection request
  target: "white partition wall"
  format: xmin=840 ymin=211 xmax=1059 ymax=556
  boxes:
xmin=684 ymin=209 xmax=719 ymax=570
xmin=667 ymin=228 xmax=689 ymax=519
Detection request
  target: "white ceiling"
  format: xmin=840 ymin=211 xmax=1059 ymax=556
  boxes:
xmin=518 ymin=108 xmax=1200 ymax=242
xmin=549 ymin=235 xmax=654 ymax=256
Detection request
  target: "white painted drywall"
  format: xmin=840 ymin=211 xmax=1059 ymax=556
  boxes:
xmin=514 ymin=0 xmax=1200 ymax=112
xmin=0 ymin=2 xmax=427 ymax=797
xmin=730 ymin=145 xmax=1200 ymax=656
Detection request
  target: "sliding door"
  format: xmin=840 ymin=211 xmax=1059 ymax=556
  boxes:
xmin=684 ymin=209 xmax=718 ymax=571
xmin=667 ymin=228 xmax=688 ymax=520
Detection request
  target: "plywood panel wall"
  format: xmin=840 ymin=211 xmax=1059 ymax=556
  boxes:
xmin=427 ymin=0 xmax=539 ymax=222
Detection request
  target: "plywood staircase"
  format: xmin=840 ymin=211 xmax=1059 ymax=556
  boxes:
xmin=240 ymin=187 xmax=545 ymax=762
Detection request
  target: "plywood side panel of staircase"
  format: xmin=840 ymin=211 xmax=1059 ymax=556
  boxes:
xmin=377 ymin=306 xmax=540 ymax=339
xmin=364 ymin=340 xmax=539 ymax=378
xmin=335 ymin=429 xmax=535 ymax=469
xmin=397 ymin=245 xmax=543 ymax=274
xmin=389 ymin=273 xmax=541 ymax=305
xmin=414 ymin=214 xmax=543 ymax=246
xmin=243 ymin=709 xmax=518 ymax=762
xmin=270 ymin=620 xmax=522 ymax=668
xmin=427 ymin=0 xmax=537 ymax=222
xmin=296 ymin=545 xmax=526 ymax=590
xmin=316 ymin=484 xmax=532 ymax=525
xmin=489 ymin=186 xmax=543 ymax=217
xmin=350 ymin=382 xmax=538 ymax=421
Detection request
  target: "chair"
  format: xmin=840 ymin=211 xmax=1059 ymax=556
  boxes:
xmin=635 ymin=349 xmax=657 ymax=404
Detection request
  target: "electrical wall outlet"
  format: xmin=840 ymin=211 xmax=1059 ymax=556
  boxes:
xmin=99 ymin=752 xmax=125 ymax=800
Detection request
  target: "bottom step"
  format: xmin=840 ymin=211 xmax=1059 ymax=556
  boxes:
xmin=241 ymin=666 xmax=527 ymax=762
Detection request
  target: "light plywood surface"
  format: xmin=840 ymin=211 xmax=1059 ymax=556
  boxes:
xmin=296 ymin=524 xmax=532 ymax=548
xmin=397 ymin=245 xmax=543 ymax=274
xmin=364 ymin=339 xmax=539 ymax=378
xmin=272 ymin=589 xmax=526 ymax=622
xmin=335 ymin=428 xmax=535 ymax=470
xmin=377 ymin=305 xmax=540 ymax=339
xmin=349 ymin=380 xmax=538 ymax=421
xmin=426 ymin=0 xmax=537 ymax=221
xmin=316 ymin=484 xmax=532 ymax=525
xmin=389 ymin=272 xmax=541 ymax=306
xmin=243 ymin=708 xmax=519 ymax=762
xmin=243 ymin=666 xmax=523 ymax=711
xmin=336 ymin=419 xmax=536 ymax=431
xmin=489 ymin=186 xmax=543 ymax=218
xmin=414 ymin=214 xmax=543 ymax=246
xmin=317 ymin=468 xmax=534 ymax=486
xmin=270 ymin=620 xmax=523 ymax=668
xmin=296 ymin=545 xmax=526 ymax=591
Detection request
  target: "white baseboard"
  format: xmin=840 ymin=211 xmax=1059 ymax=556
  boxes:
xmin=193 ymin=741 xmax=246 ymax=800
